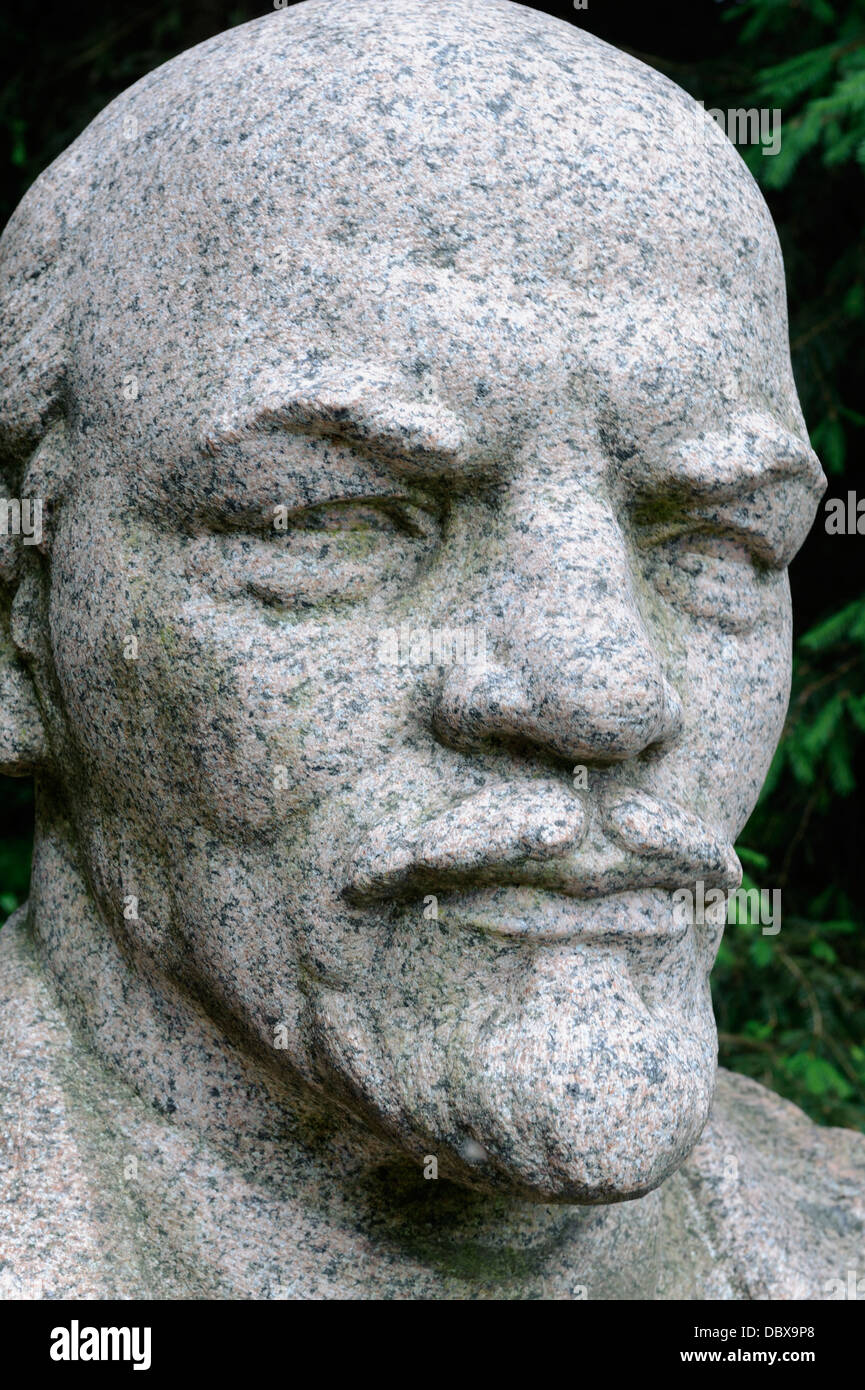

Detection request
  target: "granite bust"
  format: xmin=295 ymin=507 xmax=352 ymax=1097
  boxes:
xmin=1 ymin=0 xmax=863 ymax=1300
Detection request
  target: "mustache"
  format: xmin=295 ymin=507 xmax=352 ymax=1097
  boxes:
xmin=342 ymin=780 xmax=741 ymax=905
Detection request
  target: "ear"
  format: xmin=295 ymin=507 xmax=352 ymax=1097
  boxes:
xmin=0 ymin=430 xmax=64 ymax=772
xmin=0 ymin=544 xmax=49 ymax=774
xmin=0 ymin=619 xmax=47 ymax=774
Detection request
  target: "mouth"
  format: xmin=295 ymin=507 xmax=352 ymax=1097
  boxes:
xmin=421 ymin=882 xmax=698 ymax=943
xmin=342 ymin=779 xmax=741 ymax=942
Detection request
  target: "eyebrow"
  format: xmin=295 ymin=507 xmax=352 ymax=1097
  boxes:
xmin=196 ymin=397 xmax=827 ymax=552
xmin=648 ymin=414 xmax=826 ymax=504
xmin=630 ymin=414 xmax=826 ymax=565
xmin=199 ymin=387 xmax=472 ymax=478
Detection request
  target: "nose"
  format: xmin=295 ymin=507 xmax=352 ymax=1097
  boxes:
xmin=432 ymin=493 xmax=684 ymax=765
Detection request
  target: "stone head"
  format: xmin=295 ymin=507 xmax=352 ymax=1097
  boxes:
xmin=0 ymin=0 xmax=825 ymax=1201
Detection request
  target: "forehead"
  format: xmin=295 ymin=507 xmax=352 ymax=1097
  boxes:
xmin=65 ymin=2 xmax=800 ymax=468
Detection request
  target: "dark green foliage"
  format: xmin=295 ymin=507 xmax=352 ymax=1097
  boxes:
xmin=716 ymin=589 xmax=865 ymax=1126
xmin=0 ymin=781 xmax=32 ymax=920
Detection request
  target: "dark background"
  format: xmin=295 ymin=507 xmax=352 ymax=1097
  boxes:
xmin=1 ymin=0 xmax=863 ymax=1127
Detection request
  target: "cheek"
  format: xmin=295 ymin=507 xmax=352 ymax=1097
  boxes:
xmin=116 ymin=592 xmax=422 ymax=838
xmin=678 ymin=581 xmax=792 ymax=833
xmin=49 ymin=507 xmax=427 ymax=840
xmin=48 ymin=511 xmax=151 ymax=799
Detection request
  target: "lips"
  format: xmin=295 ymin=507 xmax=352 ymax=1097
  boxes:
xmin=342 ymin=780 xmax=741 ymax=926
xmin=343 ymin=779 xmax=588 ymax=900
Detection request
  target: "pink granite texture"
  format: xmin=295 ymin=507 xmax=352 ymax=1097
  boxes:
xmin=0 ymin=0 xmax=860 ymax=1298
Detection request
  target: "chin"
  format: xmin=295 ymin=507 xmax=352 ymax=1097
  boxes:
xmin=308 ymin=916 xmax=718 ymax=1203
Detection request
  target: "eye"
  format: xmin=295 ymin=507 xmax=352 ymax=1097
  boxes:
xmin=271 ymin=495 xmax=439 ymax=539
xmin=634 ymin=519 xmax=782 ymax=633
xmin=186 ymin=490 xmax=445 ymax=612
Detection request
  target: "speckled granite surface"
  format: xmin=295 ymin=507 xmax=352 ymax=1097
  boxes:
xmin=2 ymin=908 xmax=862 ymax=1298
xmin=0 ymin=0 xmax=860 ymax=1299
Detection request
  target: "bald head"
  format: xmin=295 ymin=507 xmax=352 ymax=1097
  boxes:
xmin=1 ymin=0 xmax=799 ymax=485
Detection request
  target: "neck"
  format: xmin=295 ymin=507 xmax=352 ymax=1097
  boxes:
xmin=26 ymin=798 xmax=664 ymax=1298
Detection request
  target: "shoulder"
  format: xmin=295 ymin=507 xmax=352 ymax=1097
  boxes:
xmin=660 ymin=1066 xmax=865 ymax=1299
